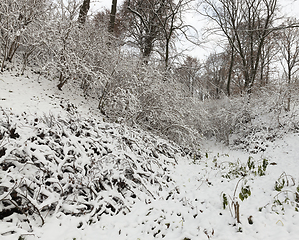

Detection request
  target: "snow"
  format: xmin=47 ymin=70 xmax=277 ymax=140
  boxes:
xmin=1 ymin=69 xmax=299 ymax=240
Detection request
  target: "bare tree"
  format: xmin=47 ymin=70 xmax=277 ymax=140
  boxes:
xmin=175 ymin=55 xmax=202 ymax=97
xmin=153 ymin=0 xmax=196 ymax=68
xmin=258 ymin=30 xmax=279 ymax=86
xmin=120 ymin=0 xmax=196 ymax=66
xmin=199 ymin=0 xmax=278 ymax=93
xmin=278 ymin=18 xmax=299 ymax=111
xmin=120 ymin=0 xmax=164 ymax=64
xmin=203 ymin=52 xmax=228 ymax=98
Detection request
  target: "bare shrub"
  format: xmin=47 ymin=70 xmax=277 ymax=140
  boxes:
xmin=200 ymin=83 xmax=299 ymax=151
xmin=0 ymin=0 xmax=50 ymax=71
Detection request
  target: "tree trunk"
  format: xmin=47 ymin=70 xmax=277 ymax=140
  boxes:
xmin=142 ymin=35 xmax=154 ymax=65
xmin=78 ymin=0 xmax=90 ymax=25
xmin=165 ymin=37 xmax=170 ymax=69
xmin=227 ymin=46 xmax=234 ymax=96
xmin=57 ymin=73 xmax=67 ymax=90
xmin=109 ymin=0 xmax=118 ymax=33
xmin=286 ymin=64 xmax=292 ymax=111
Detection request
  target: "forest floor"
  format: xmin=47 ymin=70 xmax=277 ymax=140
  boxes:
xmin=0 ymin=69 xmax=299 ymax=240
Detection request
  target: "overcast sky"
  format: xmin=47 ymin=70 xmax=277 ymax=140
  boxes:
xmin=90 ymin=0 xmax=299 ymax=59
xmin=91 ymin=0 xmax=124 ymax=11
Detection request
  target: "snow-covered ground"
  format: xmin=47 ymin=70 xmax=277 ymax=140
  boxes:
xmin=0 ymin=69 xmax=298 ymax=240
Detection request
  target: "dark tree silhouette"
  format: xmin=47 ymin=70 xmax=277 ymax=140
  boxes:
xmin=78 ymin=0 xmax=90 ymax=25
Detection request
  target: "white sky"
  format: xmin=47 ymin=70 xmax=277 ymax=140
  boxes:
xmin=91 ymin=0 xmax=125 ymax=11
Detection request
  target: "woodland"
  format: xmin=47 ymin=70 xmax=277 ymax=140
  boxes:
xmin=1 ymin=0 xmax=299 ymax=147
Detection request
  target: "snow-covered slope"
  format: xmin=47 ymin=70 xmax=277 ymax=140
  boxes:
xmin=0 ymin=70 xmax=299 ymax=240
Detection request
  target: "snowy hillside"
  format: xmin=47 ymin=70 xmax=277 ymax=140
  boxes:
xmin=1 ymin=70 xmax=299 ymax=240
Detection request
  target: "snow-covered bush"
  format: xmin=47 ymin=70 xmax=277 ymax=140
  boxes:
xmin=0 ymin=0 xmax=50 ymax=71
xmin=200 ymin=95 xmax=252 ymax=144
xmin=0 ymin=108 xmax=182 ymax=234
xmin=0 ymin=0 xmax=203 ymax=152
xmin=39 ymin=15 xmax=113 ymax=94
xmin=94 ymin=60 xmax=203 ymax=152
xmin=201 ymin=84 xmax=299 ymax=151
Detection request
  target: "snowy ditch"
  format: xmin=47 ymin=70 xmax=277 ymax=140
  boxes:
xmin=1 ymin=108 xmax=299 ymax=240
xmin=0 ymin=73 xmax=299 ymax=239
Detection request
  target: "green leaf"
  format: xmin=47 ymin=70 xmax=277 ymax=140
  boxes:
xmin=262 ymin=159 xmax=268 ymax=171
xmin=239 ymin=193 xmax=244 ymax=201
xmin=239 ymin=185 xmax=251 ymax=201
xmin=247 ymin=156 xmax=255 ymax=170
xmin=223 ymin=193 xmax=228 ymax=209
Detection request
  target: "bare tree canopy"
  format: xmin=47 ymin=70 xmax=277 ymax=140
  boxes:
xmin=120 ymin=0 xmax=196 ymax=66
xmin=198 ymin=0 xmax=278 ymax=93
